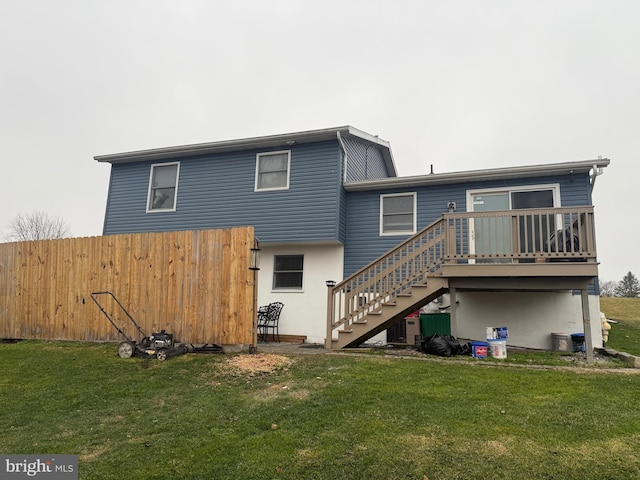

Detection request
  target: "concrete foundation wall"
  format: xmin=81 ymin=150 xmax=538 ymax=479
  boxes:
xmin=454 ymin=291 xmax=602 ymax=350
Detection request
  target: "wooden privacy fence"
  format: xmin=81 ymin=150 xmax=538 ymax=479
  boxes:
xmin=0 ymin=227 xmax=256 ymax=346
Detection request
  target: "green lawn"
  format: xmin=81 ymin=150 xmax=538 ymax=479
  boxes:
xmin=601 ymin=297 xmax=640 ymax=356
xmin=1 ymin=340 xmax=639 ymax=480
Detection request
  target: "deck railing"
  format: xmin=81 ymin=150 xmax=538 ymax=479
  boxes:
xmin=443 ymin=206 xmax=596 ymax=263
xmin=327 ymin=206 xmax=596 ymax=341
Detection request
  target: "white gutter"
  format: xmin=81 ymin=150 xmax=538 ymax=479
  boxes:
xmin=344 ymin=158 xmax=610 ymax=191
xmin=94 ymin=125 xmax=397 ymax=168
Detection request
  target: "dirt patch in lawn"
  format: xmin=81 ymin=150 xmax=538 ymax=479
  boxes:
xmin=218 ymin=353 xmax=294 ymax=376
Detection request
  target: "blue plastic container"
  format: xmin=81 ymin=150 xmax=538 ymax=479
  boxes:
xmin=472 ymin=341 xmax=488 ymax=359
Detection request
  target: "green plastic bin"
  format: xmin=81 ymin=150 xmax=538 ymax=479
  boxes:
xmin=420 ymin=313 xmax=451 ymax=337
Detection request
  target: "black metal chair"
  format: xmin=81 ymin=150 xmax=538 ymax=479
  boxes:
xmin=257 ymin=302 xmax=284 ymax=343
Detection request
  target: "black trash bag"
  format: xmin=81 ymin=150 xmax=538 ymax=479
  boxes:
xmin=421 ymin=334 xmax=463 ymax=357
xmin=459 ymin=341 xmax=472 ymax=356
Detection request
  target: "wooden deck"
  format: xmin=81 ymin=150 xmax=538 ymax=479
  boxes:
xmin=327 ymin=206 xmax=599 ymax=356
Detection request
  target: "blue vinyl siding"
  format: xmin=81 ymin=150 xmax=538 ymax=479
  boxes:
xmin=103 ymin=141 xmax=344 ymax=244
xmin=343 ymin=171 xmax=593 ymax=277
xmin=342 ymin=136 xmax=390 ymax=181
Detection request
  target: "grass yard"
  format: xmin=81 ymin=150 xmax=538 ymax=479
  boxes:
xmin=1 ymin=341 xmax=639 ymax=480
xmin=601 ymin=297 xmax=640 ymax=356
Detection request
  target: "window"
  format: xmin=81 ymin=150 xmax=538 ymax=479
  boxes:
xmin=273 ymin=255 xmax=304 ymax=290
xmin=147 ymin=163 xmax=179 ymax=212
xmin=255 ymin=151 xmax=290 ymax=191
xmin=380 ymin=193 xmax=416 ymax=235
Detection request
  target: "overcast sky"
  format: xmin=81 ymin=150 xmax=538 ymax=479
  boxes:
xmin=1 ymin=0 xmax=637 ymax=282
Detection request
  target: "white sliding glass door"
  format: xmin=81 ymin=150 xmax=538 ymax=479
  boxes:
xmin=468 ymin=184 xmax=560 ymax=263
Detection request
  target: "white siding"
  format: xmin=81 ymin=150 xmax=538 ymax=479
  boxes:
xmin=257 ymin=244 xmax=344 ymax=344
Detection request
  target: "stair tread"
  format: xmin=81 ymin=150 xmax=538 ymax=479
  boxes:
xmin=329 ymin=253 xmax=450 ymax=347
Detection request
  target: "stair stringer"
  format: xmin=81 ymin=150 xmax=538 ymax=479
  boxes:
xmin=331 ymin=278 xmax=449 ymax=349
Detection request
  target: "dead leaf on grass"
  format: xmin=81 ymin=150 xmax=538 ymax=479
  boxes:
xmin=79 ymin=444 xmax=110 ymax=461
xmin=100 ymin=415 xmax=124 ymax=424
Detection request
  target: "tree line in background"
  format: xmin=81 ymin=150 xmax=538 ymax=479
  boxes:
xmin=600 ymin=272 xmax=640 ymax=298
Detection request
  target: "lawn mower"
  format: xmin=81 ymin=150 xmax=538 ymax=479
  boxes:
xmin=90 ymin=291 xmax=188 ymax=361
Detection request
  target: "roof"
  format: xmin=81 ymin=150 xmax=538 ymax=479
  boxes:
xmin=343 ymin=158 xmax=611 ymax=191
xmin=94 ymin=125 xmax=397 ymax=176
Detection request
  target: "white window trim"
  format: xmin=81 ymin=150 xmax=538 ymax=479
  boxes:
xmin=466 ymin=183 xmax=561 ymax=211
xmin=379 ymin=192 xmax=417 ymax=236
xmin=146 ymin=162 xmax=180 ymax=213
xmin=272 ymin=253 xmax=305 ymax=292
xmin=255 ymin=150 xmax=291 ymax=192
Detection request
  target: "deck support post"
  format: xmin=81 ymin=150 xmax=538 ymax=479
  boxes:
xmin=449 ymin=286 xmax=457 ymax=337
xmin=581 ymin=288 xmax=594 ymax=363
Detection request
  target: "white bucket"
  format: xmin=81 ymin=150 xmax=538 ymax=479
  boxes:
xmin=488 ymin=339 xmax=507 ymax=359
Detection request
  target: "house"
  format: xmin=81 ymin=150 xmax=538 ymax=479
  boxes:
xmin=95 ymin=126 xmax=609 ymax=354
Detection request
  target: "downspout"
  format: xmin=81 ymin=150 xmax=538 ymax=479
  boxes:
xmin=337 ymin=131 xmax=348 ymax=183
xmin=590 ymin=162 xmax=605 ymax=190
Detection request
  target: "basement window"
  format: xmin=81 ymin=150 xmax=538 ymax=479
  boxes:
xmin=147 ymin=162 xmax=180 ymax=212
xmin=273 ymin=255 xmax=304 ymax=290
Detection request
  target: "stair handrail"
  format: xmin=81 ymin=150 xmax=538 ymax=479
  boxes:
xmin=327 ymin=216 xmax=448 ymax=341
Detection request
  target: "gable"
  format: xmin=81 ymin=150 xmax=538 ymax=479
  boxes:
xmin=341 ymin=135 xmax=393 ymax=182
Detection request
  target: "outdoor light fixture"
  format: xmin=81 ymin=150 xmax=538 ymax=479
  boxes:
xmin=326 ymin=280 xmax=336 ymax=288
xmin=249 ymin=239 xmax=261 ymax=271
xmin=447 ymin=201 xmax=456 ymax=213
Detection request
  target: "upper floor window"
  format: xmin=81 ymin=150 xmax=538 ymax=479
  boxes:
xmin=147 ymin=162 xmax=179 ymax=212
xmin=380 ymin=193 xmax=416 ymax=235
xmin=273 ymin=254 xmax=304 ymax=290
xmin=255 ymin=151 xmax=290 ymax=191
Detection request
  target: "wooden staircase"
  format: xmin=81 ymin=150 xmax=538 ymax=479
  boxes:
xmin=330 ymin=278 xmax=448 ymax=349
xmin=326 ymin=217 xmax=450 ymax=349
